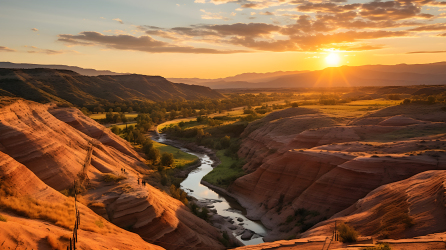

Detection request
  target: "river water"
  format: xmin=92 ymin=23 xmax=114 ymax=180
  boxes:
xmin=154 ymin=134 xmax=267 ymax=245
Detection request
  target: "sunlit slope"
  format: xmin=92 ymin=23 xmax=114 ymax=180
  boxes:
xmin=0 ymin=97 xmax=225 ymax=250
xmin=229 ymin=104 xmax=446 ymax=241
xmin=0 ymin=68 xmax=223 ymax=105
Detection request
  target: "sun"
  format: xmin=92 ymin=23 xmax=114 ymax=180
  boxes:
xmin=325 ymin=52 xmax=341 ymax=66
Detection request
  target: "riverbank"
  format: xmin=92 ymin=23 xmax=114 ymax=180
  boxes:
xmin=150 ymin=131 xmax=268 ymax=245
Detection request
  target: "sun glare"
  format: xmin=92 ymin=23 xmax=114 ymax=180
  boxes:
xmin=325 ymin=52 xmax=341 ymax=66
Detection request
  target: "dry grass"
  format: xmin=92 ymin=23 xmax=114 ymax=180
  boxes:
xmin=0 ymin=214 xmax=7 ymax=222
xmin=102 ymin=173 xmax=127 ymax=183
xmin=0 ymin=187 xmax=75 ymax=229
xmin=47 ymin=235 xmax=64 ymax=250
xmin=95 ymin=219 xmax=105 ymax=228
xmin=337 ymin=222 xmax=359 ymax=243
xmin=121 ymin=184 xmax=134 ymax=193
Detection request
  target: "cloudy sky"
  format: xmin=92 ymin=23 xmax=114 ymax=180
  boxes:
xmin=0 ymin=0 xmax=445 ymax=78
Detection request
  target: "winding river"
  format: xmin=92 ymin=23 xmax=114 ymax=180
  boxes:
xmin=153 ymin=133 xmax=268 ymax=246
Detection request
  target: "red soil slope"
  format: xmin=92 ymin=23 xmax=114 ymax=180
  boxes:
xmin=0 ymin=151 xmax=164 ymax=250
xmin=0 ymin=98 xmax=224 ymax=250
xmin=229 ymin=107 xmax=446 ymax=241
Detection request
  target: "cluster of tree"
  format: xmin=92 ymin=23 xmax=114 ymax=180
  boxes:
xmin=318 ymin=94 xmax=351 ymax=105
xmin=105 ymin=110 xmax=128 ymax=124
xmin=170 ymin=184 xmax=188 ymax=205
xmin=83 ymin=93 xmax=295 ymax=122
xmin=402 ymin=93 xmax=446 ymax=105
xmin=163 ymin=118 xmax=246 ymax=161
xmin=111 ymin=125 xmax=147 ymax=146
xmin=387 ymin=94 xmax=402 ymax=100
xmin=190 ymin=203 xmax=210 ymax=221
xmin=135 ymin=114 xmax=153 ymax=132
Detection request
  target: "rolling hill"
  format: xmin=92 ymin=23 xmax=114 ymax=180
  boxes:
xmin=0 ymin=62 xmax=124 ymax=76
xmin=0 ymin=68 xmax=223 ymax=105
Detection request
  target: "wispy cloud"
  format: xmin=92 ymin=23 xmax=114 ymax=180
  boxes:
xmin=26 ymin=46 xmax=78 ymax=55
xmin=407 ymin=50 xmax=446 ymax=54
xmin=31 ymin=28 xmax=38 ymax=32
xmin=58 ymin=31 xmax=246 ymax=54
xmin=200 ymin=9 xmax=231 ymax=20
xmin=56 ymin=0 xmax=446 ymax=54
xmin=113 ymin=18 xmax=124 ymax=24
xmin=0 ymin=46 xmax=16 ymax=52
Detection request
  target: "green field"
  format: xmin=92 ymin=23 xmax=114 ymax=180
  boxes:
xmin=111 ymin=122 xmax=137 ymax=130
xmin=89 ymin=112 xmax=139 ymax=120
xmin=302 ymin=99 xmax=398 ymax=123
xmin=152 ymin=141 xmax=199 ymax=168
xmin=202 ymin=150 xmax=245 ymax=188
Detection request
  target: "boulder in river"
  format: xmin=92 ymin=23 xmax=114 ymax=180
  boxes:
xmin=241 ymin=230 xmax=254 ymax=240
xmin=237 ymin=218 xmax=243 ymax=222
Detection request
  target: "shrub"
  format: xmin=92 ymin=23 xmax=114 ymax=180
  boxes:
xmin=199 ymin=207 xmax=210 ymax=221
xmin=160 ymin=174 xmax=169 ymax=186
xmin=147 ymin=147 xmax=160 ymax=163
xmin=161 ymin=152 xmax=174 ymax=167
xmin=170 ymin=184 xmax=188 ymax=205
xmin=0 ymin=214 xmax=7 ymax=222
xmin=220 ymin=135 xmax=231 ymax=148
xmin=102 ymin=173 xmax=126 ymax=183
xmin=337 ymin=222 xmax=358 ymax=243
xmin=402 ymin=99 xmax=411 ymax=105
xmin=110 ymin=126 xmax=120 ymax=135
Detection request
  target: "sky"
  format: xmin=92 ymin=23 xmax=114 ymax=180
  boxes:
xmin=0 ymin=0 xmax=445 ymax=78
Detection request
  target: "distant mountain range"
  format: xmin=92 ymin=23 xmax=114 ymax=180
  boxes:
xmin=0 ymin=62 xmax=124 ymax=76
xmin=0 ymin=68 xmax=223 ymax=105
xmin=2 ymin=61 xmax=445 ymax=90
xmin=169 ymin=62 xmax=446 ymax=89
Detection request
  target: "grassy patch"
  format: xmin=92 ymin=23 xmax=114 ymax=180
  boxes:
xmin=153 ymin=141 xmax=198 ymax=168
xmin=0 ymin=194 xmax=75 ymax=229
xmin=89 ymin=112 xmax=139 ymax=120
xmin=0 ymin=214 xmax=7 ymax=222
xmin=303 ymin=99 xmax=397 ymax=123
xmin=102 ymin=173 xmax=127 ymax=183
xmin=95 ymin=219 xmax=105 ymax=228
xmin=111 ymin=122 xmax=137 ymax=130
xmin=202 ymin=150 xmax=246 ymax=188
